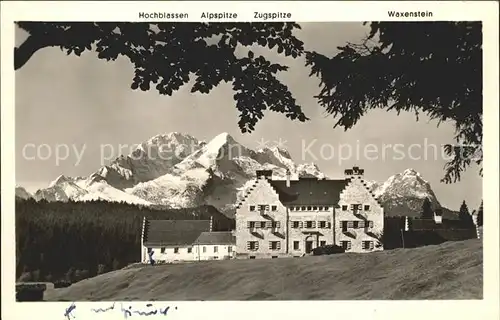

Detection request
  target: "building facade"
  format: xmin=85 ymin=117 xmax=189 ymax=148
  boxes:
xmin=141 ymin=218 xmax=210 ymax=264
xmin=141 ymin=217 xmax=237 ymax=263
xmin=193 ymin=231 xmax=236 ymax=261
xmin=235 ymin=167 xmax=384 ymax=258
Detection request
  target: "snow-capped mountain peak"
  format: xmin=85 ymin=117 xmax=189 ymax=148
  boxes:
xmin=19 ymin=132 xmax=447 ymax=218
xmin=373 ymin=168 xmax=441 ymax=217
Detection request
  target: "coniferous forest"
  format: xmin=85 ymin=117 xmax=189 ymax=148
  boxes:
xmin=15 ymin=198 xmax=234 ymax=285
xmin=15 ymin=197 xmax=476 ymax=285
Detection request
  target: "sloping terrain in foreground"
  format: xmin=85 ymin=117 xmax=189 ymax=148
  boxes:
xmin=45 ymin=240 xmax=482 ymax=301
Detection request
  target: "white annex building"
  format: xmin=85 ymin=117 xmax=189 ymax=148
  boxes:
xmin=140 ymin=217 xmax=236 ymax=263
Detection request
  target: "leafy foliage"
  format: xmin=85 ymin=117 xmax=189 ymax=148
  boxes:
xmin=15 ymin=22 xmax=307 ymax=133
xmin=15 ymin=22 xmax=483 ymax=181
xmin=305 ymin=22 xmax=482 ymax=183
xmin=15 ymin=198 xmax=233 ymax=283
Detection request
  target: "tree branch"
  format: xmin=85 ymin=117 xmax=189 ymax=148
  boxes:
xmin=14 ymin=35 xmax=55 ymax=70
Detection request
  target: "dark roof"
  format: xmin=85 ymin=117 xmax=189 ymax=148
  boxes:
xmin=268 ymin=178 xmax=350 ymax=205
xmin=143 ymin=220 xmax=210 ymax=247
xmin=410 ymin=218 xmax=439 ymax=230
xmin=194 ymin=231 xmax=235 ymax=245
xmin=409 ymin=218 xmax=473 ymax=231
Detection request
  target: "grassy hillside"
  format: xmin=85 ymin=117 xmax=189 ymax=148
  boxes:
xmin=44 ymin=239 xmax=482 ymax=301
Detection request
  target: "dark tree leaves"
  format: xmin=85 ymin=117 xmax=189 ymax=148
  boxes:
xmin=305 ymin=22 xmax=482 ymax=183
xmin=458 ymin=200 xmax=474 ymax=228
xmin=15 ymin=22 xmax=308 ymax=133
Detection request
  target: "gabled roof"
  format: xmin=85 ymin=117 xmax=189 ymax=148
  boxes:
xmin=143 ymin=220 xmax=210 ymax=247
xmin=194 ymin=231 xmax=235 ymax=245
xmin=268 ymin=178 xmax=350 ymax=205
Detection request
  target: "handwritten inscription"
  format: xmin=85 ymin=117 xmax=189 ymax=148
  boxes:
xmin=65 ymin=302 xmax=177 ymax=319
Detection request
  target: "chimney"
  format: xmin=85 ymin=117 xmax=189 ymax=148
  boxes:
xmin=433 ymin=209 xmax=443 ymax=224
xmin=256 ymin=169 xmax=273 ymax=180
xmin=344 ymin=166 xmax=364 ymax=179
xmin=209 ymin=216 xmax=213 ymax=232
xmin=286 ymin=169 xmax=291 ymax=188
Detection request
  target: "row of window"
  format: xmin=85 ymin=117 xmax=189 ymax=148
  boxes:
xmin=247 ymin=240 xmax=374 ymax=251
xmin=289 ymin=206 xmax=330 ymax=211
xmin=248 ymin=204 xmax=372 ymax=212
xmin=247 ymin=241 xmax=282 ymax=251
xmin=250 ymin=205 xmax=278 ymax=211
xmin=340 ymin=241 xmax=374 ymax=250
xmin=342 ymin=204 xmax=370 ymax=211
xmin=250 ymin=205 xmax=332 ymax=212
xmin=341 ymin=220 xmax=374 ymax=231
xmin=291 ymin=221 xmax=331 ymax=229
xmin=247 ymin=220 xmax=373 ymax=230
xmin=155 ymin=246 xmax=233 ymax=254
xmin=247 ymin=221 xmax=281 ymax=229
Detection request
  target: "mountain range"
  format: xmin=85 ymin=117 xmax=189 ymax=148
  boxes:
xmin=16 ymin=132 xmax=457 ymax=219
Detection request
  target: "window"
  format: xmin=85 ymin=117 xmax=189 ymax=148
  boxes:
xmin=342 ymin=221 xmax=348 ymax=232
xmin=351 ymin=204 xmax=362 ymax=211
xmin=341 ymin=241 xmax=351 ymax=250
xmin=214 ymin=246 xmax=218 ymax=253
xmin=258 ymin=204 xmax=269 ymax=211
xmin=359 ymin=221 xmax=365 ymax=228
xmin=362 ymin=241 xmax=374 ymax=250
xmin=368 ymin=221 xmax=374 ymax=228
xmin=289 ymin=207 xmax=294 ymax=211
xmin=324 ymin=206 xmax=329 ymax=211
xmin=293 ymin=241 xmax=300 ymax=250
xmin=301 ymin=206 xmax=306 ymax=211
xmin=353 ymin=221 xmax=359 ymax=229
xmin=247 ymin=241 xmax=258 ymax=251
xmin=292 ymin=221 xmax=300 ymax=228
xmin=313 ymin=206 xmax=318 ymax=210
xmin=347 ymin=221 xmax=354 ymax=228
xmin=174 ymin=247 xmax=179 ymax=254
xmin=306 ymin=221 xmax=313 ymax=228
xmin=187 ymin=248 xmax=192 ymax=253
xmin=272 ymin=221 xmax=281 ymax=228
xmin=249 ymin=256 xmax=256 ymax=259
xmin=269 ymin=241 xmax=281 ymax=250
xmin=364 ymin=205 xmax=370 ymax=211
xmin=228 ymin=246 xmax=233 ymax=253
xmin=248 ymin=221 xmax=256 ymax=229
xmin=319 ymin=221 xmax=326 ymax=228
xmin=260 ymin=221 xmax=266 ymax=228
xmin=342 ymin=205 xmax=348 ymax=211
xmin=307 ymin=206 xmax=312 ymax=211
xmin=271 ymin=205 xmax=277 ymax=211
xmin=249 ymin=205 xmax=256 ymax=211
xmin=160 ymin=247 xmax=166 ymax=253
xmin=320 ymin=241 xmax=326 ymax=247
xmin=203 ymin=246 xmax=207 ymax=253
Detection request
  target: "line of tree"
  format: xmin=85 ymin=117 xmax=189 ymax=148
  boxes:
xmin=15 ymin=198 xmax=234 ymax=284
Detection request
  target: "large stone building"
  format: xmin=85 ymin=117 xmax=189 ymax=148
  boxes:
xmin=234 ymin=167 xmax=384 ymax=258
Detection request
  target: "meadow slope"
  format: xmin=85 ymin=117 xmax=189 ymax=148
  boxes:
xmin=44 ymin=239 xmax=482 ymax=301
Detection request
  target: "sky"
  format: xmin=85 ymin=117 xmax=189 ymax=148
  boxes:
xmin=14 ymin=22 xmax=482 ymax=211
